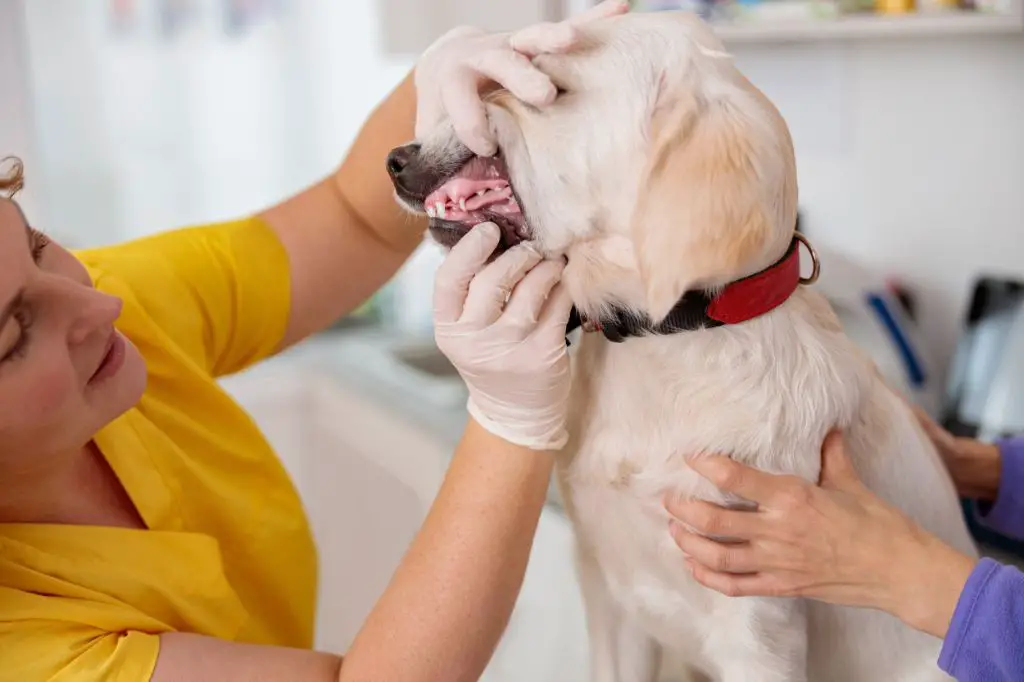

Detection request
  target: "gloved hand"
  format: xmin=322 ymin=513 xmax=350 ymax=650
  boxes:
xmin=434 ymin=223 xmax=574 ymax=451
xmin=414 ymin=0 xmax=629 ymax=156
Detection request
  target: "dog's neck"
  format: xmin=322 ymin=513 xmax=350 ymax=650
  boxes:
xmin=566 ymin=234 xmax=817 ymax=344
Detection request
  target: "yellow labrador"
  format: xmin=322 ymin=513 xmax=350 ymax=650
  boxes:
xmin=389 ymin=11 xmax=975 ymax=681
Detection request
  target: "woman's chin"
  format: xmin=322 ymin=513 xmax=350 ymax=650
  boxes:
xmin=90 ymin=337 xmax=148 ymax=424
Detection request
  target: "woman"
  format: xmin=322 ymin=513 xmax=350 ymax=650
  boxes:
xmin=0 ymin=3 xmax=629 ymax=681
xmin=668 ymin=412 xmax=1024 ymax=681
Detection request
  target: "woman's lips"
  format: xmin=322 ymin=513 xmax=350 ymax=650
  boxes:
xmin=89 ymin=331 xmax=127 ymax=385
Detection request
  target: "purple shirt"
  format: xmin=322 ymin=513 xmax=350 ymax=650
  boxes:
xmin=938 ymin=437 xmax=1024 ymax=681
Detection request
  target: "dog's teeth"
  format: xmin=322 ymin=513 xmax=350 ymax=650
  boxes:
xmin=476 ymin=190 xmax=487 ymax=197
xmin=426 ymin=206 xmax=436 ymax=218
xmin=459 ymin=198 xmax=467 ymax=211
xmin=436 ymin=202 xmax=446 ymax=219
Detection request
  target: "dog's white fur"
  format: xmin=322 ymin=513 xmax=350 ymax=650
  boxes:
xmin=418 ymin=11 xmax=978 ymax=681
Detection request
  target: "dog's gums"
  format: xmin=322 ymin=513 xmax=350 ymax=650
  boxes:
xmin=424 ymin=156 xmax=521 ymax=222
xmin=422 ymin=155 xmax=531 ymax=251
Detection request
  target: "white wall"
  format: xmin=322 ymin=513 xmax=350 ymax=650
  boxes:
xmin=0 ymin=0 xmax=41 ymax=220
xmin=19 ymin=0 xmax=413 ymax=247
xmin=731 ymin=35 xmax=1024 ymax=372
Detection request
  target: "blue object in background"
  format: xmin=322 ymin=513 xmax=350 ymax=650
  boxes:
xmin=866 ymin=292 xmax=928 ymax=389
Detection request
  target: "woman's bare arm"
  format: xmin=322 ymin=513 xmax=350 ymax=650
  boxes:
xmin=261 ymin=70 xmax=426 ymax=352
xmin=336 ymin=419 xmax=554 ymax=681
xmin=149 ymin=420 xmax=554 ymax=682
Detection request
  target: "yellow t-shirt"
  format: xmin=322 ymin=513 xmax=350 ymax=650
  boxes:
xmin=0 ymin=218 xmax=318 ymax=681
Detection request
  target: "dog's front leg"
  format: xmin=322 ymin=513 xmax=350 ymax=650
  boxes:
xmin=578 ymin=555 xmax=662 ymax=682
xmin=705 ymin=595 xmax=808 ymax=682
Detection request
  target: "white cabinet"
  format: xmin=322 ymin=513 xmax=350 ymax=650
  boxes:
xmin=221 ymin=352 xmax=592 ymax=681
xmin=220 ymin=362 xmax=449 ymax=654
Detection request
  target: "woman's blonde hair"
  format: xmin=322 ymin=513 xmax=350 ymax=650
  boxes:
xmin=0 ymin=156 xmax=25 ymax=198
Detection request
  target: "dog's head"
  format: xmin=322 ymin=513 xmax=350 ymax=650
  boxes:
xmin=388 ymin=11 xmax=797 ymax=323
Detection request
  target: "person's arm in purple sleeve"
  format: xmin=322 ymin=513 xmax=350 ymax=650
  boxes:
xmin=911 ymin=418 xmax=1024 ymax=678
xmin=939 ymin=557 xmax=1024 ymax=681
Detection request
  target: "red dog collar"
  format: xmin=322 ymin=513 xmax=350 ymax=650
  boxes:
xmin=566 ymin=233 xmax=820 ymax=343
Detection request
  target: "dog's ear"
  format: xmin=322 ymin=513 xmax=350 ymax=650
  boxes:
xmin=630 ymin=81 xmax=786 ymax=323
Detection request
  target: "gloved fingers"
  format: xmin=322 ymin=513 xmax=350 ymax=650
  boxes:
xmin=509 ymin=22 xmax=578 ymax=57
xmin=571 ymin=0 xmax=631 ymax=24
xmin=534 ymin=280 xmax=575 ymax=341
xmin=434 ymin=222 xmax=501 ymax=324
xmin=440 ymin=71 xmax=496 ymax=157
xmin=501 ymin=258 xmax=566 ymax=338
xmin=510 ymin=1 xmax=627 ymax=56
xmin=461 ymin=243 xmax=543 ymax=327
xmin=475 ymin=48 xmax=557 ymax=108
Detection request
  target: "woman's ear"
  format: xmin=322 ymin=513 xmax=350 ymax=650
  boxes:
xmin=630 ymin=84 xmax=787 ymax=323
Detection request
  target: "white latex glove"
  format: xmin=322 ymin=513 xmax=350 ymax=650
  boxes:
xmin=414 ymin=0 xmax=630 ymax=156
xmin=434 ymin=223 xmax=575 ymax=451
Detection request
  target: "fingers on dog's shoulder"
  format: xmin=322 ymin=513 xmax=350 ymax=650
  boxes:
xmin=688 ymin=455 xmax=795 ymax=505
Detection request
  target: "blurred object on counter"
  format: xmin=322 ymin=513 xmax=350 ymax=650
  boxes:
xmin=876 ymin=0 xmax=916 ymax=16
xmin=627 ymin=0 xmax=1019 ymax=26
xmin=109 ymin=0 xmax=137 ymax=35
xmin=942 ymin=276 xmax=1024 ymax=441
xmin=941 ymin=275 xmax=1024 ymax=559
xmin=159 ymin=0 xmax=199 ymax=39
xmin=221 ymin=0 xmax=290 ymax=38
xmin=796 ymin=212 xmax=943 ymax=415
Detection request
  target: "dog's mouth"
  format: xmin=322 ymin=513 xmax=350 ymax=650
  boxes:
xmin=420 ymin=154 xmax=531 ymax=251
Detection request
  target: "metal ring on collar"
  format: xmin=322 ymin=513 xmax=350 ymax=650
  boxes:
xmin=794 ymin=232 xmax=821 ymax=286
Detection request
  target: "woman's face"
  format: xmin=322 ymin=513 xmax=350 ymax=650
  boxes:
xmin=0 ymin=199 xmax=147 ymax=463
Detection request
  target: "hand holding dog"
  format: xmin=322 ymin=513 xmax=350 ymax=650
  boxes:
xmin=667 ymin=431 xmax=978 ymax=638
xmin=433 ymin=223 xmax=574 ymax=451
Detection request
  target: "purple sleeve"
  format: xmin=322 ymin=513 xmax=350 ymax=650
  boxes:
xmin=939 ymin=558 xmax=1024 ymax=681
xmin=971 ymin=437 xmax=1024 ymax=540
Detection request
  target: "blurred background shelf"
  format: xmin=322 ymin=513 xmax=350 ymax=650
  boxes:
xmin=711 ymin=10 xmax=1024 ymax=41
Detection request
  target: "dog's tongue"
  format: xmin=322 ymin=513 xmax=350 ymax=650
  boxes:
xmin=436 ymin=179 xmax=514 ymax=211
xmin=424 ymin=156 xmax=521 ymax=219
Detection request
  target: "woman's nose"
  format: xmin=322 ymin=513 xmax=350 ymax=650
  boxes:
xmin=66 ymin=287 xmax=123 ymax=346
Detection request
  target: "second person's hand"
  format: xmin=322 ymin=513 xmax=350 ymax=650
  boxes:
xmin=666 ymin=432 xmax=978 ymax=638
xmin=912 ymin=405 xmax=1002 ymax=501
xmin=433 ymin=223 xmax=574 ymax=451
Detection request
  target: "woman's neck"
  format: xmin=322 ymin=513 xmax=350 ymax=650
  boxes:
xmin=0 ymin=442 xmax=146 ymax=528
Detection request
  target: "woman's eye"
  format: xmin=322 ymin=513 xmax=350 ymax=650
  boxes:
xmin=1 ymin=309 xmax=32 ymax=363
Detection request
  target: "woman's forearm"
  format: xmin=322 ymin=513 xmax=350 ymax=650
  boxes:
xmin=885 ymin=528 xmax=976 ymax=638
xmin=950 ymin=438 xmax=1002 ymax=501
xmin=262 ymin=70 xmax=427 ymax=349
xmin=330 ymin=70 xmax=425 ymax=254
xmin=964 ymin=437 xmax=1024 ymax=542
xmin=338 ymin=419 xmax=555 ymax=682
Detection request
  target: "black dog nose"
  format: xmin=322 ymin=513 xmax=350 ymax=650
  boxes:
xmin=386 ymin=143 xmax=421 ymax=178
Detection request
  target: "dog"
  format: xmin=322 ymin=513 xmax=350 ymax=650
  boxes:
xmin=388 ymin=11 xmax=977 ymax=681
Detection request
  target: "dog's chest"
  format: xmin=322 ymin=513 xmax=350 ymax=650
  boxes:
xmin=558 ymin=322 xmax=867 ymax=611
xmin=562 ymin=326 xmax=855 ymax=494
